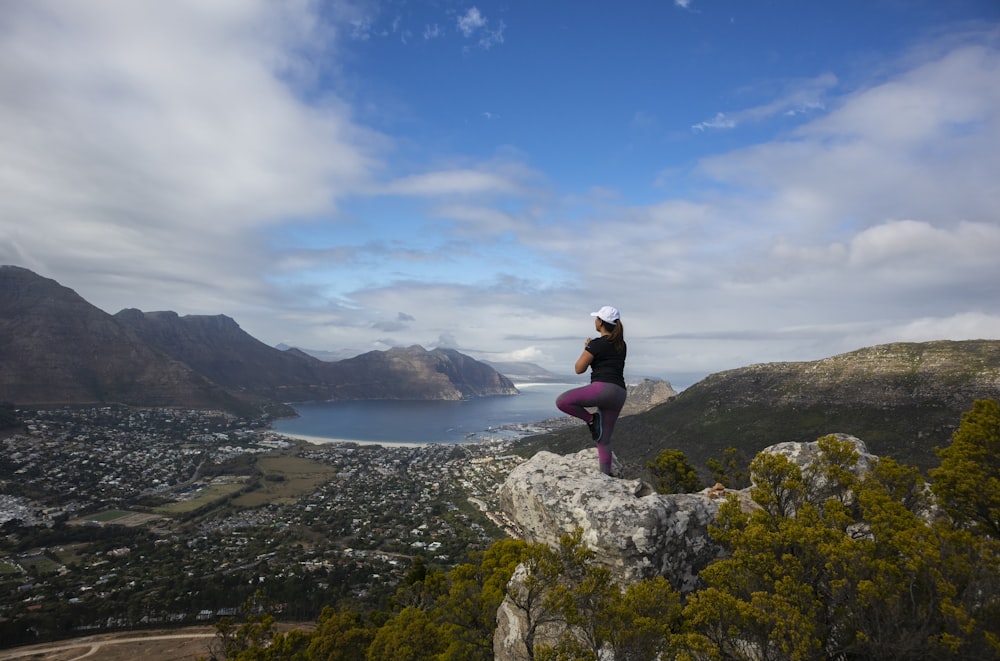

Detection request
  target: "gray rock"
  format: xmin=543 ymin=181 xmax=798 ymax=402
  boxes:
xmin=763 ymin=433 xmax=875 ymax=478
xmin=756 ymin=433 xmax=876 ymax=511
xmin=620 ymin=378 xmax=677 ymax=415
xmin=498 ymin=448 xmax=726 ymax=590
xmin=494 ymin=436 xmax=881 ymax=661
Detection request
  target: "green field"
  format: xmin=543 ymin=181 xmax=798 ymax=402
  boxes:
xmin=87 ymin=509 xmax=134 ymax=522
xmin=136 ymin=450 xmax=338 ymax=516
xmin=233 ymin=455 xmax=337 ymax=507
xmin=154 ymin=482 xmax=247 ymax=515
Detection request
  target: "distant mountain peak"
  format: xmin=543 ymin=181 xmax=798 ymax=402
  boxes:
xmin=1 ymin=267 xmax=518 ymax=412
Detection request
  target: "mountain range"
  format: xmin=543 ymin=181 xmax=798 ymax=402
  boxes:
xmin=0 ymin=266 xmax=517 ymax=416
xmin=5 ymin=264 xmax=999 ymax=476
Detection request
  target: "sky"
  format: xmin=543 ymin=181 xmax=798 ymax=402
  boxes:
xmin=1 ymin=0 xmax=999 ymax=388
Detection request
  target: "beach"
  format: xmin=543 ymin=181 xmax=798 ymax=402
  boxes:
xmin=274 ymin=432 xmax=432 ymax=448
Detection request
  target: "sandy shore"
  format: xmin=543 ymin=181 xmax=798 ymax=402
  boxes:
xmin=274 ymin=432 xmax=432 ymax=448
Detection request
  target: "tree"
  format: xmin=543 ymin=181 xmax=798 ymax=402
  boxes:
xmin=706 ymin=446 xmax=750 ymax=488
xmin=478 ymin=537 xmax=532 ymax=616
xmin=746 ymin=450 xmax=805 ymax=520
xmin=434 ymin=562 xmax=496 ymax=661
xmin=530 ymin=529 xmax=686 ymax=661
xmin=539 ymin=529 xmax=618 ymax=660
xmin=393 ymin=559 xmax=447 ymax=611
xmin=682 ymin=436 xmax=1000 ymax=661
xmin=306 ymin=607 xmax=375 ymax=661
xmin=804 ymin=434 xmax=864 ymax=507
xmin=252 ymin=628 xmax=311 ymax=660
xmin=930 ymin=398 xmax=1000 ymax=537
xmin=433 ymin=540 xmax=534 ymax=661
xmin=647 ymin=449 xmax=702 ymax=494
xmin=207 ymin=611 xmax=275 ymax=661
xmin=503 ymin=541 xmax=565 ymax=660
xmin=365 ymin=606 xmax=444 ymax=661
xmin=602 ymin=577 xmax=682 ymax=661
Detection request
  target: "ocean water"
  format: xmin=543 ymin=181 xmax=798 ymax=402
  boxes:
xmin=271 ymin=382 xmax=581 ymax=444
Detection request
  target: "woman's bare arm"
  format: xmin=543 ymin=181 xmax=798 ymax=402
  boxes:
xmin=574 ymin=340 xmax=595 ymax=374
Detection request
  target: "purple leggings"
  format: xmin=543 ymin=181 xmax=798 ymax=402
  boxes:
xmin=556 ymin=381 xmax=627 ymax=468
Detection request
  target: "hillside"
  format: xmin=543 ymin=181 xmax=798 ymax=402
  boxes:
xmin=114 ymin=308 xmax=340 ymax=402
xmin=514 ymin=340 xmax=1000 ymax=477
xmin=0 ymin=266 xmax=519 ymax=413
xmin=330 ymin=346 xmax=518 ymax=400
xmin=0 ymin=266 xmax=260 ymax=416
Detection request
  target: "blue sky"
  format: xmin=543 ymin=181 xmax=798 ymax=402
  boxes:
xmin=2 ymin=1 xmax=999 ymax=387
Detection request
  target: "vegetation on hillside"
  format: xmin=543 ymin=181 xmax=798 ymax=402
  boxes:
xmin=203 ymin=400 xmax=1000 ymax=661
xmin=515 ymin=340 xmax=1000 ymax=481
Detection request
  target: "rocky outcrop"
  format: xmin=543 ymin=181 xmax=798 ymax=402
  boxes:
xmin=620 ymin=378 xmax=677 ymax=415
xmin=498 ymin=448 xmax=729 ymax=589
xmin=762 ymin=434 xmax=877 ymax=506
xmin=494 ymin=435 xmax=876 ymax=660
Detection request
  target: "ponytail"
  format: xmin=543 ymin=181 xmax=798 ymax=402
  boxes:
xmin=601 ymin=319 xmax=625 ymax=353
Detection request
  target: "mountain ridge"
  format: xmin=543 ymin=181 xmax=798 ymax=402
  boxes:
xmin=0 ymin=266 xmax=518 ymax=413
xmin=0 ymin=266 xmax=259 ymax=415
xmin=515 ymin=339 xmax=1000 ymax=476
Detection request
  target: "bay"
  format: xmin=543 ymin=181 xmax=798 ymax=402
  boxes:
xmin=271 ymin=382 xmax=580 ymax=445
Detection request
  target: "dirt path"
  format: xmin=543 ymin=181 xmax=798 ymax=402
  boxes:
xmin=0 ymin=623 xmax=316 ymax=661
xmin=0 ymin=628 xmax=219 ymax=661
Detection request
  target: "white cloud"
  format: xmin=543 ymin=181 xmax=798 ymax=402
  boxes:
xmin=1 ymin=3 xmax=996 ymax=385
xmin=526 ymin=37 xmax=1000 ymax=377
xmin=693 ymin=45 xmax=1000 ymax=236
xmin=380 ymin=170 xmax=520 ymax=197
xmin=0 ymin=0 xmax=380 ymax=316
xmin=455 ymin=6 xmax=504 ymax=49
xmin=691 ymin=112 xmax=736 ymax=132
xmin=430 ymin=204 xmax=524 ymax=232
xmin=806 ymin=46 xmax=1000 ymax=145
xmin=493 ymin=347 xmax=548 ymax=363
xmin=457 ymin=7 xmax=487 ymax=37
xmin=692 ymin=73 xmax=837 ymax=131
xmin=847 ymin=313 xmax=1000 ymax=349
xmin=846 ymin=220 xmax=1000 ymax=270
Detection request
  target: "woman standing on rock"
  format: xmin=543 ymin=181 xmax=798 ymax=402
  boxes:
xmin=556 ymin=305 xmax=627 ymax=476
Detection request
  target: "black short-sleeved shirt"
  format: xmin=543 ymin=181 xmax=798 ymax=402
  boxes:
xmin=586 ymin=335 xmax=627 ymax=389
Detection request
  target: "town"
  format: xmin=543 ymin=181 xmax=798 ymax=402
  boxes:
xmin=0 ymin=405 xmax=526 ymax=647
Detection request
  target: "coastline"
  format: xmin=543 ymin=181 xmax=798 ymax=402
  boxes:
xmin=274 ymin=432 xmax=432 ymax=448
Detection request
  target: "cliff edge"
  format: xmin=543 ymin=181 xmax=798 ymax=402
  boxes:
xmin=495 ymin=436 xmax=878 ymax=660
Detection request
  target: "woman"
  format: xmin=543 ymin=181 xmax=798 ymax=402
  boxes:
xmin=556 ymin=305 xmax=627 ymax=476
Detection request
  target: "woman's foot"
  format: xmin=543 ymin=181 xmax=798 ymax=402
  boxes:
xmin=587 ymin=411 xmax=603 ymax=441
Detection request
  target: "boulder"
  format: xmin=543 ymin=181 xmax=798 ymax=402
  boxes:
xmin=498 ymin=448 xmax=731 ymax=590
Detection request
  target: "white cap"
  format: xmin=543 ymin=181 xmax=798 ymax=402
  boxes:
xmin=590 ymin=305 xmax=620 ymax=324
